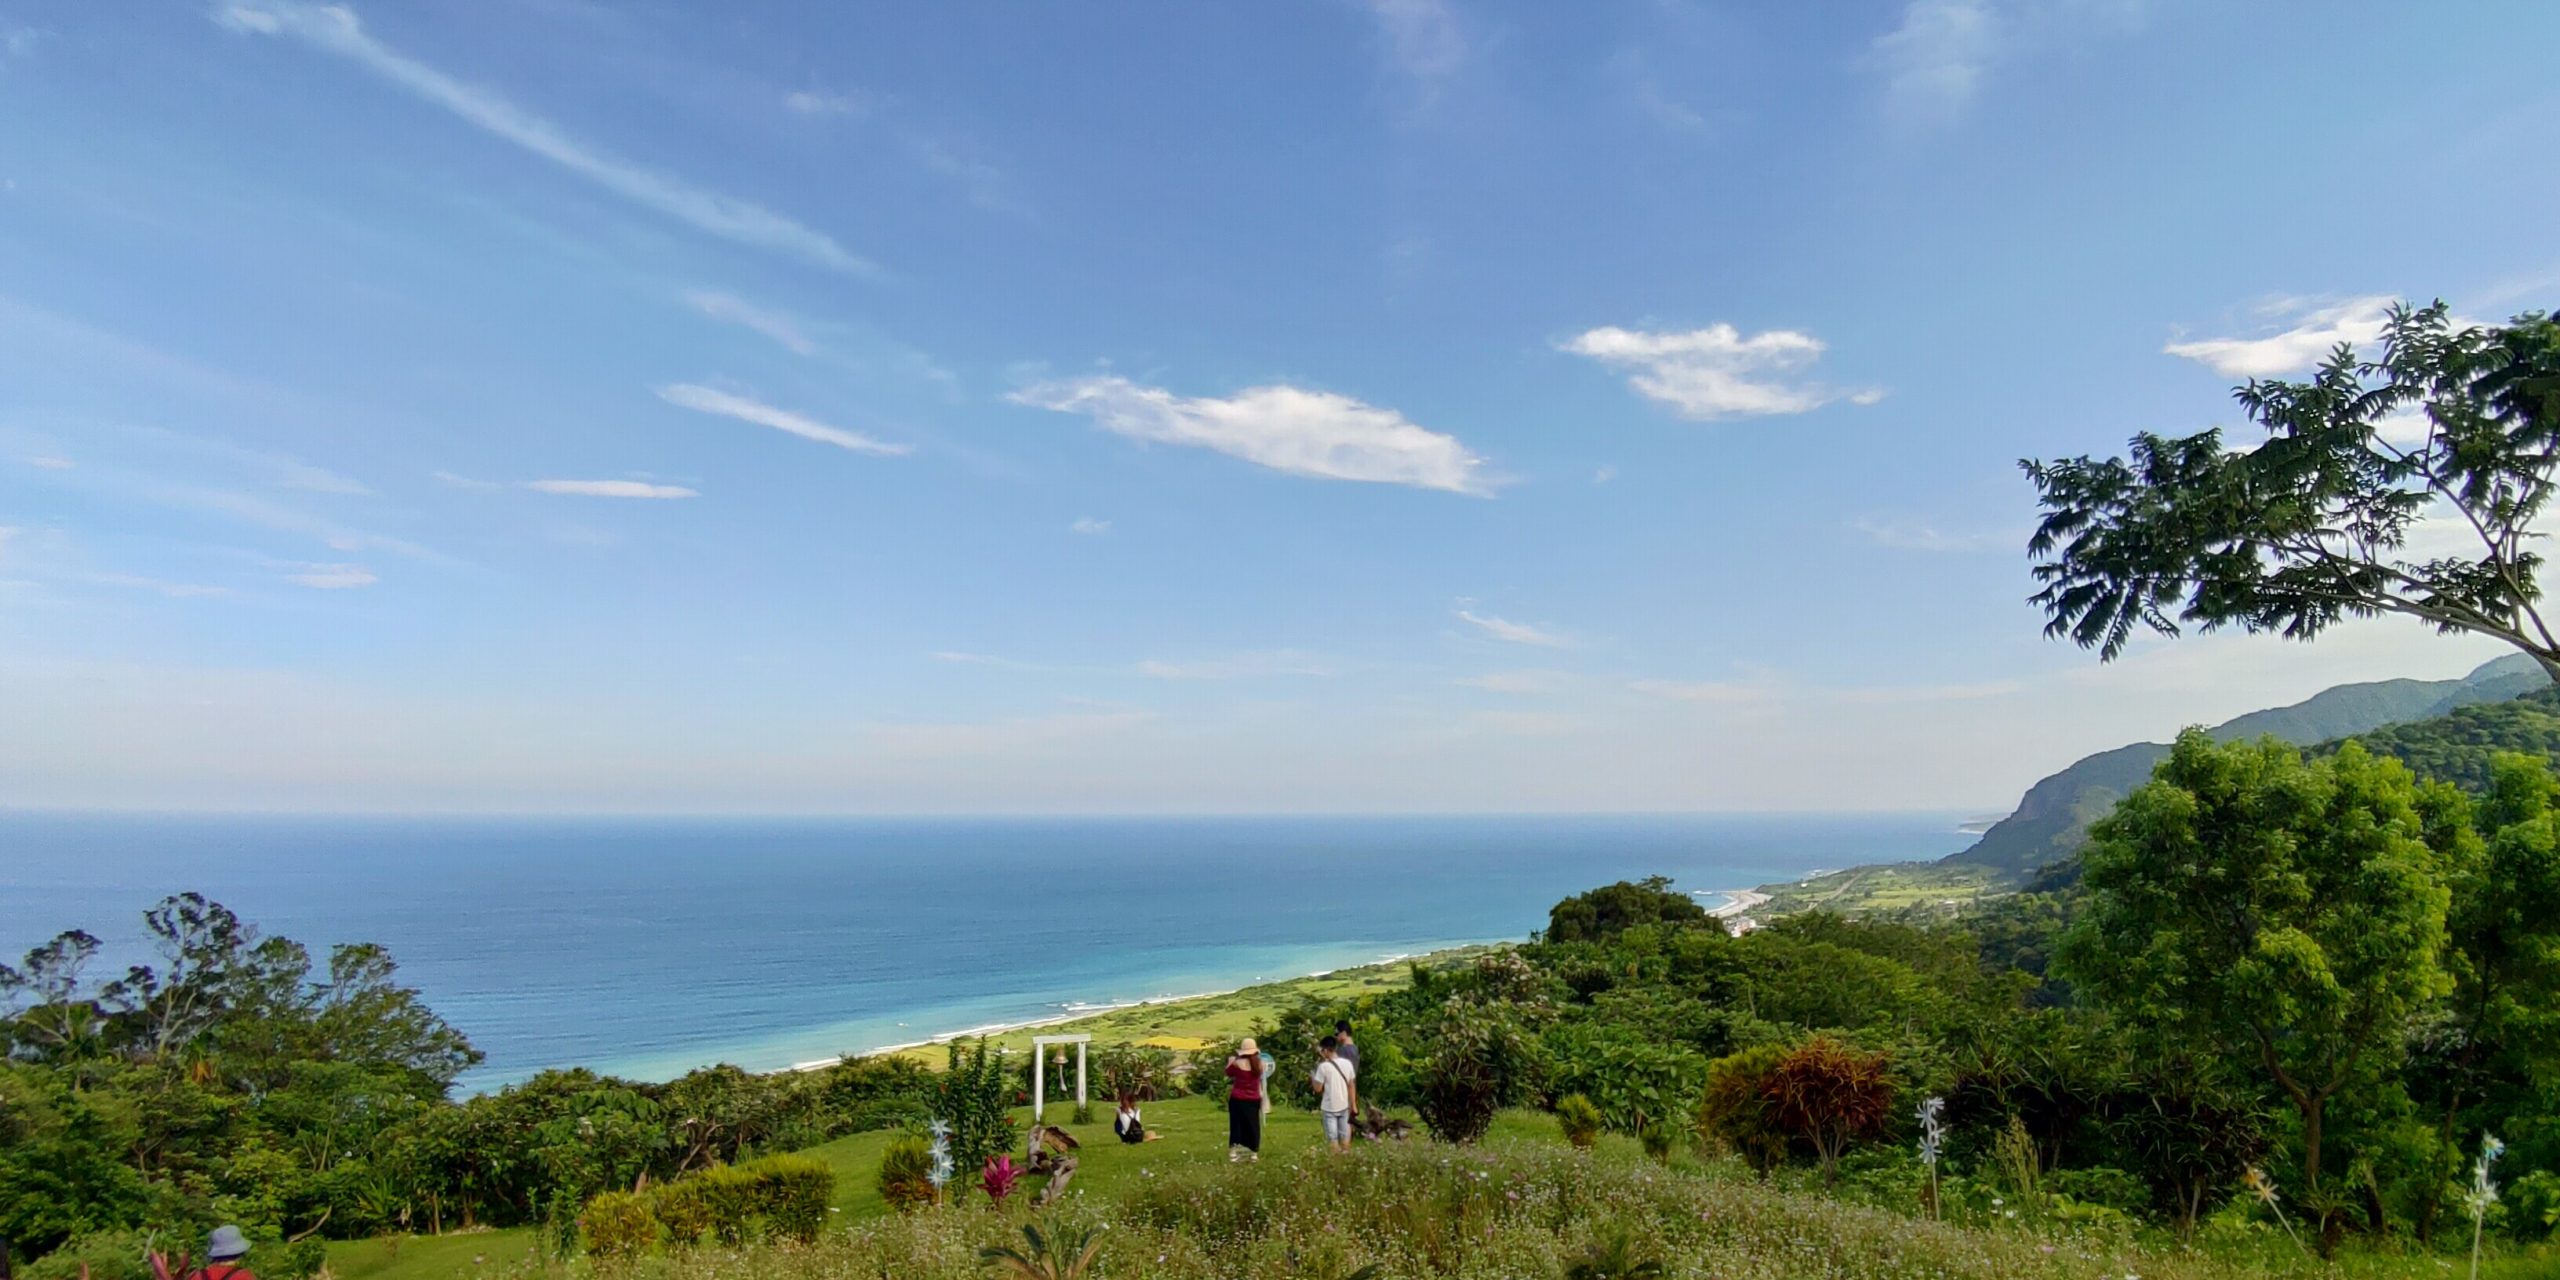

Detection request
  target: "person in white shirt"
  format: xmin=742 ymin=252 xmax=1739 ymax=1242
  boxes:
xmin=1312 ymin=1034 xmax=1359 ymax=1153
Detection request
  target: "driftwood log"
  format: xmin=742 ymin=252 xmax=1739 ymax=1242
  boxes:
xmin=1027 ymin=1124 xmax=1080 ymax=1207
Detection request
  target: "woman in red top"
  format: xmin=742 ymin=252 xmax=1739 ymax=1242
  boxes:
xmin=1224 ymin=1037 xmax=1266 ymax=1161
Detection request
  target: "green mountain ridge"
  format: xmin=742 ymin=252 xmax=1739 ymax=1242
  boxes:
xmin=1944 ymin=652 xmax=2550 ymax=877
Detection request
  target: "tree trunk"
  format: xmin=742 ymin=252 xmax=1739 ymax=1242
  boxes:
xmin=2302 ymin=1097 xmax=2324 ymax=1191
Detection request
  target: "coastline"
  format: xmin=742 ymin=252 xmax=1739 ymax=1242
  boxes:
xmin=785 ymin=944 xmax=1499 ymax=1073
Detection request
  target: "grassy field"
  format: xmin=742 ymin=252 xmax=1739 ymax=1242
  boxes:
xmin=1756 ymin=861 xmax=2010 ymax=917
xmin=327 ymin=1096 xmax=1591 ymax=1280
xmin=327 ymin=954 xmax=1480 ymax=1280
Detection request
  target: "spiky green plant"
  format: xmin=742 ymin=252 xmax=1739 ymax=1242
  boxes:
xmin=979 ymin=1221 xmax=1104 ymax=1280
xmin=1555 ymin=1093 xmax=1604 ymax=1149
xmin=1564 ymin=1230 xmax=1666 ymax=1280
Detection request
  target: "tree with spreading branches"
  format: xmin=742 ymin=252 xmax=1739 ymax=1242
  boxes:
xmin=2024 ymin=303 xmax=2560 ymax=676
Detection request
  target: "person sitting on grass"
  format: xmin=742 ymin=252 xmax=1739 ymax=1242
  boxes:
xmin=1113 ymin=1092 xmax=1160 ymax=1144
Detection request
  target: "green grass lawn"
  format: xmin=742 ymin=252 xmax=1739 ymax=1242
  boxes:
xmin=805 ymin=1093 xmax=1582 ymax=1217
xmin=331 ymin=1096 xmax=1573 ymax=1280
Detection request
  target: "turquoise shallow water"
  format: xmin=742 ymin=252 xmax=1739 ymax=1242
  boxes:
xmin=0 ymin=812 xmax=1968 ymax=1091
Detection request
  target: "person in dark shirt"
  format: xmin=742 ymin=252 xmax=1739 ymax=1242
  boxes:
xmin=1224 ymin=1037 xmax=1266 ymax=1161
xmin=1333 ymin=1020 xmax=1362 ymax=1072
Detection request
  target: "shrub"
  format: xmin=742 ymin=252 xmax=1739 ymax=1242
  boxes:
xmin=652 ymin=1179 xmax=714 ymax=1244
xmin=1413 ymin=1008 xmax=1538 ymax=1144
xmin=1766 ymin=1036 xmax=1894 ymax=1185
xmin=936 ymin=1040 xmax=1020 ymax=1189
xmin=689 ymin=1164 xmax=763 ymax=1244
xmin=1543 ymin=1024 xmax=1706 ymax=1137
xmin=273 ymin=1238 xmax=327 ymax=1280
xmin=581 ymin=1188 xmax=659 ymax=1257
xmin=1638 ymin=1121 xmax=1674 ymax=1162
xmin=20 ymin=1230 xmax=152 ymax=1280
xmin=1183 ymin=1049 xmax=1232 ymax=1100
xmin=1696 ymin=1043 xmax=1789 ymax=1176
xmin=1095 ymin=1043 xmax=1180 ymax=1102
xmin=878 ymin=1133 xmax=939 ymax=1212
xmin=740 ymin=1152 xmax=834 ymax=1242
xmin=1555 ymin=1094 xmax=1604 ymax=1149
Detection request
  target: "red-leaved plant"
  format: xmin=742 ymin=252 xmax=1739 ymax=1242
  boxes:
xmin=982 ymin=1153 xmax=1021 ymax=1206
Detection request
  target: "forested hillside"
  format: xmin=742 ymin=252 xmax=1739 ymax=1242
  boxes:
xmin=1945 ymin=654 xmax=2547 ymax=877
xmin=2317 ymin=684 xmax=2560 ymax=790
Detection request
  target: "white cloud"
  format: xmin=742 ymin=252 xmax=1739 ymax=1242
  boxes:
xmin=286 ymin=563 xmax=377 ymax=589
xmin=1456 ymin=669 xmax=1567 ymax=696
xmin=1871 ymin=0 xmax=1998 ymax=115
xmin=1359 ymin=0 xmax=1465 ymax=100
xmin=684 ymin=290 xmax=817 ymax=356
xmin=2164 ymin=295 xmax=2395 ymax=377
xmin=22 ymin=454 xmax=71 ymax=469
xmin=1011 ymin=375 xmax=1492 ymax=495
xmin=1592 ymin=464 xmax=1618 ymax=484
xmin=1853 ymin=517 xmax=2012 ymax=552
xmin=1069 ymin=517 xmax=1112 ymax=536
xmin=1456 ymin=609 xmax=1570 ymax=648
xmin=524 ymin=479 xmax=698 ymax=499
xmin=1134 ymin=651 xmax=1333 ymax=681
xmin=215 ymin=2 xmax=872 ymax=275
xmin=1561 ymin=324 xmax=1879 ymax=420
xmin=657 ymin=384 xmax=909 ymax=456
xmin=784 ymin=89 xmax=867 ymax=117
xmin=1867 ymin=0 xmax=2146 ymax=122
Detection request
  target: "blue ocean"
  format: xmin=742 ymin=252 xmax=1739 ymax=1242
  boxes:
xmin=0 ymin=813 xmax=1968 ymax=1092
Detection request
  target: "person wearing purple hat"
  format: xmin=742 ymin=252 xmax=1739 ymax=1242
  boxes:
xmin=189 ymin=1227 xmax=256 ymax=1280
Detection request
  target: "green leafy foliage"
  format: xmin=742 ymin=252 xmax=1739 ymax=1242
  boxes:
xmin=2025 ymin=303 xmax=2560 ymax=672
xmin=1554 ymin=1093 xmax=1603 ymax=1149
xmin=1545 ymin=877 xmax=1708 ymax=944
xmin=935 ymin=1039 xmax=1021 ymax=1194
xmin=577 ymin=1189 xmax=658 ymax=1257
xmin=2059 ymin=734 xmax=2458 ymax=1193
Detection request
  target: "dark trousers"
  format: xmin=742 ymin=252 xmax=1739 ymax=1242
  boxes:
xmin=1227 ymin=1094 xmax=1263 ymax=1150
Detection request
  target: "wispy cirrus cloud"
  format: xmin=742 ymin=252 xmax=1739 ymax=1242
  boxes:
xmin=657 ymin=384 xmax=909 ymax=456
xmin=23 ymin=455 xmax=73 ymax=470
xmin=1357 ymin=0 xmax=1466 ymax=104
xmin=683 ymin=290 xmax=817 ymax=356
xmin=285 ymin=563 xmax=378 ymax=589
xmin=214 ymin=2 xmax=873 ymax=275
xmin=784 ymin=89 xmax=867 ymax=118
xmin=1069 ymin=517 xmax=1112 ymax=536
xmin=523 ymin=479 xmax=698 ymax=499
xmin=1456 ymin=609 xmax=1570 ymax=648
xmin=2163 ymin=295 xmax=2396 ymax=377
xmin=1867 ymin=0 xmax=2147 ymax=123
xmin=1562 ymin=324 xmax=1882 ymax=421
xmin=1011 ymin=375 xmax=1493 ymax=495
xmin=1456 ymin=669 xmax=1568 ymax=696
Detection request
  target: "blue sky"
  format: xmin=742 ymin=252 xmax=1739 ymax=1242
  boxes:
xmin=2 ymin=1 xmax=2556 ymax=813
